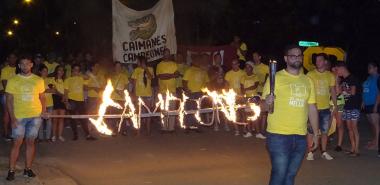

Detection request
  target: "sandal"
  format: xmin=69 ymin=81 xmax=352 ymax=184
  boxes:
xmin=349 ymin=152 xmax=360 ymax=157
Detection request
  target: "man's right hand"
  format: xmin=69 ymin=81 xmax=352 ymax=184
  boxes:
xmin=265 ymin=94 xmax=275 ymax=105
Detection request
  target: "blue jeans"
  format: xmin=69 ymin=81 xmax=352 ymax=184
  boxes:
xmin=12 ymin=117 xmax=42 ymax=139
xmin=266 ymin=133 xmax=307 ymax=185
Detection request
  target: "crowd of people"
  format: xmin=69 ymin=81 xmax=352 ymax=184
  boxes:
xmin=1 ymin=39 xmax=380 ymax=182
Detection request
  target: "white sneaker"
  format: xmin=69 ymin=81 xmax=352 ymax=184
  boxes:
xmin=306 ymin=152 xmax=314 ymax=161
xmin=51 ymin=136 xmax=56 ymax=142
xmin=234 ymin=131 xmax=240 ymax=136
xmin=58 ymin=136 xmax=65 ymax=142
xmin=321 ymin=152 xmax=334 ymax=160
xmin=243 ymin=132 xmax=253 ymax=138
xmin=255 ymin=133 xmax=267 ymax=139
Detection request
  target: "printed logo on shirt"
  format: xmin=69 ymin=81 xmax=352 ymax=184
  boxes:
xmin=316 ymin=79 xmax=328 ymax=95
xmin=289 ymin=84 xmax=307 ymax=107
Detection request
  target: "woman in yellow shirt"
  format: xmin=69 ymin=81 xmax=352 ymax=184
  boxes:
xmin=131 ymin=56 xmax=154 ymax=135
xmin=51 ymin=65 xmax=66 ymax=142
xmin=37 ymin=65 xmax=54 ymax=141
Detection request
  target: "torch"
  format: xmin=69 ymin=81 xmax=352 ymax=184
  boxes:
xmin=268 ymin=60 xmax=277 ymax=114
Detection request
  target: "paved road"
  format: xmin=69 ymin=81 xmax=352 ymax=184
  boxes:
xmin=1 ymin=119 xmax=380 ymax=185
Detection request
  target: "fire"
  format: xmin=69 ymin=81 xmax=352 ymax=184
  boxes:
xmin=178 ymin=93 xmax=188 ymax=128
xmin=89 ymin=80 xmax=121 ymax=135
xmin=118 ymin=90 xmax=138 ymax=131
xmin=247 ymin=103 xmax=261 ymax=121
xmin=89 ymin=83 xmax=262 ymax=136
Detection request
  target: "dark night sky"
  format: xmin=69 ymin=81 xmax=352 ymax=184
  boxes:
xmin=1 ymin=0 xmax=380 ymax=78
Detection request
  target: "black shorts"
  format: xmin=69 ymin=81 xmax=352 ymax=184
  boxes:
xmin=364 ymin=105 xmax=379 ymax=114
xmin=53 ymin=94 xmax=66 ymax=110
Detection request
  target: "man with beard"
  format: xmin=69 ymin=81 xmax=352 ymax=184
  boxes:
xmin=262 ymin=45 xmax=319 ymax=185
xmin=5 ymin=55 xmax=46 ymax=181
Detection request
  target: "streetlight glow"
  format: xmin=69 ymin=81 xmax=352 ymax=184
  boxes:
xmin=23 ymin=0 xmax=33 ymax=5
xmin=13 ymin=19 xmax=20 ymax=25
xmin=55 ymin=31 xmax=60 ymax=36
xmin=7 ymin=30 xmax=14 ymax=37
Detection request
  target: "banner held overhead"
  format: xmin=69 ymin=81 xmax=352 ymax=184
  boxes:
xmin=112 ymin=0 xmax=177 ymax=63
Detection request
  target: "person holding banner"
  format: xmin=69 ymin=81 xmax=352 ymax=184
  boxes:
xmin=183 ymin=55 xmax=209 ymax=133
xmin=252 ymin=51 xmax=270 ymax=139
xmin=131 ymin=56 xmax=154 ymax=136
xmin=5 ymin=56 xmax=46 ymax=181
xmin=262 ymin=45 xmax=319 ymax=185
xmin=64 ymin=64 xmax=96 ymax=141
xmin=110 ymin=62 xmax=130 ymax=136
xmin=86 ymin=62 xmax=106 ymax=136
xmin=156 ymin=48 xmax=179 ymax=132
xmin=225 ymin=58 xmax=246 ymax=136
xmin=240 ymin=61 xmax=260 ymax=138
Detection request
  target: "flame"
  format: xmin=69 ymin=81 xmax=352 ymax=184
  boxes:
xmin=117 ymin=90 xmax=138 ymax=131
xmin=178 ymin=93 xmax=188 ymax=128
xmin=247 ymin=103 xmax=261 ymax=121
xmin=89 ymin=80 xmax=121 ymax=135
xmin=90 ymin=83 xmax=262 ymax=136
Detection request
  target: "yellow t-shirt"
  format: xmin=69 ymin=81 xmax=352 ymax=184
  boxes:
xmin=131 ymin=67 xmax=154 ymax=97
xmin=87 ymin=73 xmax=106 ymax=98
xmin=183 ymin=66 xmax=209 ymax=93
xmin=65 ymin=64 xmax=71 ymax=78
xmin=307 ymin=70 xmax=335 ymax=110
xmin=1 ymin=65 xmax=16 ymax=81
xmin=5 ymin=74 xmax=45 ymax=119
xmin=176 ymin=63 xmax=189 ymax=88
xmin=44 ymin=61 xmax=59 ymax=74
xmin=225 ymin=69 xmax=246 ymax=95
xmin=241 ymin=73 xmax=259 ymax=97
xmin=253 ymin=63 xmax=269 ymax=93
xmin=43 ymin=77 xmax=54 ymax=107
xmin=111 ymin=73 xmax=129 ymax=101
xmin=156 ymin=60 xmax=178 ymax=93
xmin=262 ymin=69 xmax=316 ymax=135
xmin=51 ymin=78 xmax=65 ymax=94
xmin=64 ymin=76 xmax=88 ymax=101
xmin=0 ymin=74 xmax=3 ymax=91
xmin=237 ymin=42 xmax=248 ymax=61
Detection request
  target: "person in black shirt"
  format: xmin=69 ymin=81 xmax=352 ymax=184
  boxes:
xmin=336 ymin=62 xmax=361 ymax=157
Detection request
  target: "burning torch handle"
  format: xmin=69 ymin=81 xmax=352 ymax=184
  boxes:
xmin=268 ymin=60 xmax=277 ymax=114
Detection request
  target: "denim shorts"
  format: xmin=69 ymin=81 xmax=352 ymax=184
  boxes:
xmin=364 ymin=105 xmax=379 ymax=114
xmin=342 ymin=109 xmax=360 ymax=121
xmin=12 ymin=117 xmax=42 ymax=139
xmin=308 ymin=109 xmax=331 ymax=134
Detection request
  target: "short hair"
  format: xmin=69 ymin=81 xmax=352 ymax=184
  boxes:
xmin=38 ymin=64 xmax=48 ymax=72
xmin=284 ymin=44 xmax=303 ymax=55
xmin=368 ymin=62 xmax=379 ymax=68
xmin=71 ymin=63 xmax=81 ymax=69
xmin=316 ymin=53 xmax=329 ymax=60
xmin=334 ymin=62 xmax=347 ymax=68
xmin=18 ymin=54 xmax=33 ymax=63
xmin=88 ymin=62 xmax=98 ymax=71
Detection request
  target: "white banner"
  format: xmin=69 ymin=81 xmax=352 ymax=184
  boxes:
xmin=112 ymin=0 xmax=177 ymax=63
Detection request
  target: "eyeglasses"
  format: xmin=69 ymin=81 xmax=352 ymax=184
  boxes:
xmin=286 ymin=55 xmax=304 ymax=59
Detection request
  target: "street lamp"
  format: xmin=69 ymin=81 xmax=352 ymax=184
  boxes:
xmin=55 ymin=31 xmax=60 ymax=36
xmin=13 ymin=19 xmax=20 ymax=25
xmin=23 ymin=0 xmax=32 ymax=5
xmin=6 ymin=30 xmax=14 ymax=37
